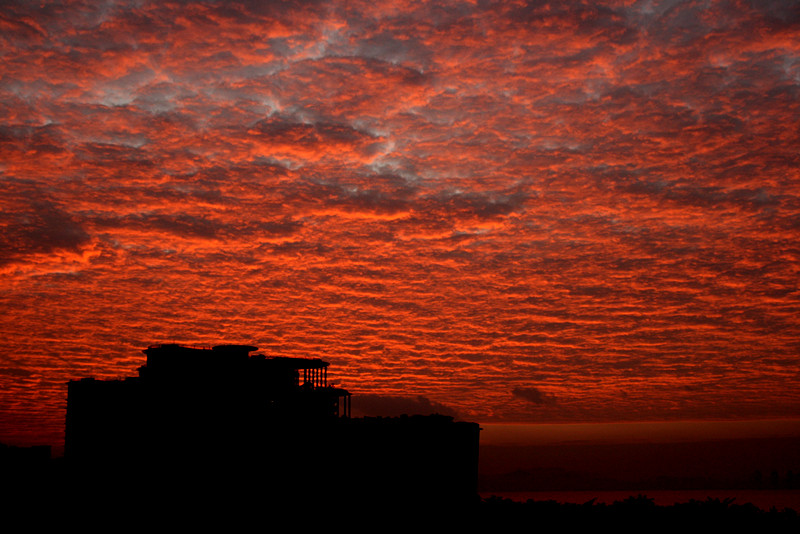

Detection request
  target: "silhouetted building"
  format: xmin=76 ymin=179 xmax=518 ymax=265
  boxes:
xmin=66 ymin=344 xmax=480 ymax=509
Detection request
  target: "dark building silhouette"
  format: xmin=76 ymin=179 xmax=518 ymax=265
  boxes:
xmin=66 ymin=343 xmax=480 ymax=509
xmin=66 ymin=344 xmax=350 ymax=464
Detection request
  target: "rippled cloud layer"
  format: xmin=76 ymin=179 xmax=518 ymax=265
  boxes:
xmin=2 ymin=0 xmax=799 ymax=445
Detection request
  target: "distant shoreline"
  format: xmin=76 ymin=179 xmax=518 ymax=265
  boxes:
xmin=481 ymin=489 xmax=800 ymax=513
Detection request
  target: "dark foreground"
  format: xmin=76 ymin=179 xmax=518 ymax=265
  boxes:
xmin=3 ymin=444 xmax=798 ymax=529
xmin=477 ymin=494 xmax=799 ymax=530
xmin=6 ymin=472 xmax=799 ymax=530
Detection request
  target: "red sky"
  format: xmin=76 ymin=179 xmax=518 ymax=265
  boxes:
xmin=1 ymin=0 xmax=799 ymax=448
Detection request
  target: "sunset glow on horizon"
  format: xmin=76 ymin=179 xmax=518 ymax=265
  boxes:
xmin=1 ymin=0 xmax=799 ymax=447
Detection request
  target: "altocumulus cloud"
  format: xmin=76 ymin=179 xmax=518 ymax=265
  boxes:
xmin=1 ymin=0 xmax=799 ymax=448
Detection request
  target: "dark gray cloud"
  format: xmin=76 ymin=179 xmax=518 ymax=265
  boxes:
xmin=512 ymin=386 xmax=556 ymax=405
xmin=0 ymin=367 xmax=33 ymax=378
xmin=0 ymin=184 xmax=89 ymax=266
xmin=92 ymin=212 xmax=303 ymax=240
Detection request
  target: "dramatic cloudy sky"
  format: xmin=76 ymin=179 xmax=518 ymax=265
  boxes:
xmin=1 ymin=0 xmax=799 ymax=447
